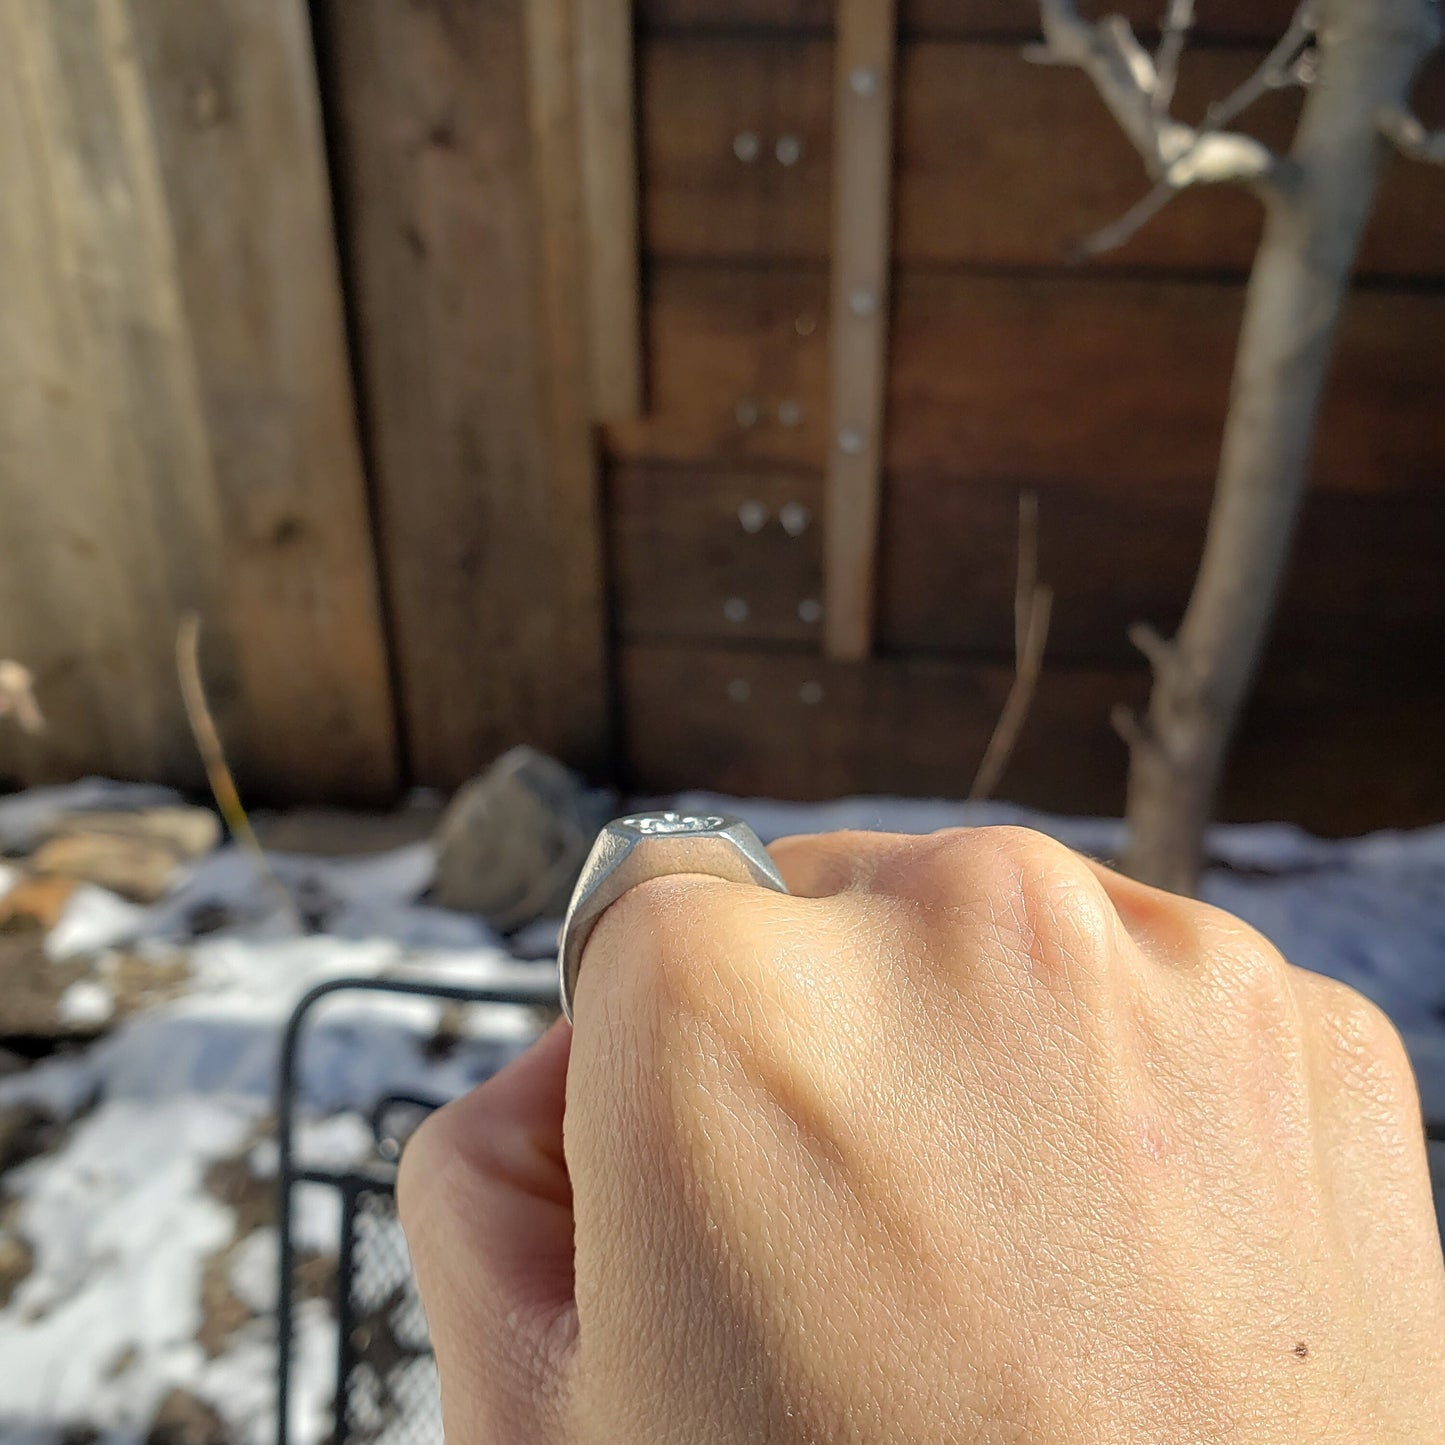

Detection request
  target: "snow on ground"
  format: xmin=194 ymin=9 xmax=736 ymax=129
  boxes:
xmin=0 ymin=783 xmax=1442 ymax=1442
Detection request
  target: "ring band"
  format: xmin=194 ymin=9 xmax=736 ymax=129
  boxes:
xmin=557 ymin=811 xmax=789 ymax=1022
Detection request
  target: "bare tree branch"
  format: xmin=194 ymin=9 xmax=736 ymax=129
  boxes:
xmin=971 ymin=494 xmax=1053 ymax=803
xmin=1074 ymin=180 xmax=1178 ymax=258
xmin=1200 ymin=3 xmax=1317 ymax=134
xmin=1035 ymin=0 xmax=1317 ymax=256
xmin=1380 ymin=106 xmax=1445 ymax=164
xmin=1032 ymin=0 xmax=1284 ymax=189
xmin=1153 ymin=0 xmax=1196 ymax=116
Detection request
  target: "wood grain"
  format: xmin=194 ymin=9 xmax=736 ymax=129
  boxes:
xmin=323 ymin=0 xmax=609 ymax=786
xmin=0 ymin=0 xmax=395 ymax=801
xmin=133 ymin=0 xmax=397 ymax=800
xmin=622 ymin=643 xmax=1445 ymax=835
xmin=575 ymin=0 xmax=644 ymax=419
xmin=636 ymin=0 xmax=1299 ymax=43
xmin=641 ymin=39 xmax=1445 ymax=275
xmin=606 ymin=266 xmax=1445 ymax=496
xmin=824 ymin=0 xmax=898 ymax=659
xmin=609 ymin=466 xmax=1445 ymax=671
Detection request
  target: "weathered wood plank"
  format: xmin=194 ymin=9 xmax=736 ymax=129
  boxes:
xmin=133 ymin=0 xmax=397 ymax=801
xmin=641 ymin=39 xmax=1445 ymax=275
xmin=604 ymin=267 xmax=1445 ymax=497
xmin=609 ymin=465 xmax=1445 ymax=670
xmin=575 ymin=0 xmax=644 ymax=419
xmin=0 ymin=0 xmax=395 ymax=801
xmin=323 ymin=0 xmax=609 ymax=786
xmin=622 ymin=644 xmax=1445 ymax=835
xmin=610 ymin=465 xmax=825 ymax=644
xmin=823 ymin=0 xmax=898 ymax=659
xmin=636 ymin=0 xmax=1298 ymax=43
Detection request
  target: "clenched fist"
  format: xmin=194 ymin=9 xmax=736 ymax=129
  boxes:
xmin=399 ymin=827 xmax=1445 ymax=1442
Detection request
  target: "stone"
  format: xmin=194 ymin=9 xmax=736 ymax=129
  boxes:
xmin=432 ymin=746 xmax=614 ymax=931
xmin=30 ymin=832 xmax=184 ymax=903
xmin=44 ymin=806 xmax=221 ymax=861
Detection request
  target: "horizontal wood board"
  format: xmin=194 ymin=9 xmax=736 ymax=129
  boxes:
xmin=622 ymin=645 xmax=1445 ymax=835
xmin=606 ymin=267 xmax=1445 ymax=496
xmin=637 ymin=0 xmax=1302 ymax=42
xmin=640 ymin=39 xmax=1445 ymax=275
xmin=609 ymin=464 xmax=1445 ymax=668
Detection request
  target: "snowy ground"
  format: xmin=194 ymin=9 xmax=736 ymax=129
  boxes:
xmin=0 ymin=782 xmax=1442 ymax=1443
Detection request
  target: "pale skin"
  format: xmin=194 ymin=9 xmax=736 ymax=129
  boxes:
xmin=399 ymin=827 xmax=1445 ymax=1442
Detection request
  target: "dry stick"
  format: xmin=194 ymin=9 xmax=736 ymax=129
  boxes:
xmin=176 ymin=613 xmax=298 ymax=925
xmin=970 ymin=495 xmax=1054 ymax=803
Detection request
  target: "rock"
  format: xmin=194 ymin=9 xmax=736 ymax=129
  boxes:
xmin=0 ymin=873 xmax=79 ymax=931
xmin=30 ymin=831 xmax=185 ymax=903
xmin=432 ymin=746 xmax=614 ymax=931
xmin=0 ymin=780 xmax=183 ymax=855
xmin=44 ymin=806 xmax=221 ymax=861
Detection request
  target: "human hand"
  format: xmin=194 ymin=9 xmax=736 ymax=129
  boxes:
xmin=400 ymin=827 xmax=1445 ymax=1442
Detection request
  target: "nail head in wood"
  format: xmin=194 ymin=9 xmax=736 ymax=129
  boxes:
xmin=738 ymin=500 xmax=768 ymax=533
xmin=723 ymin=597 xmax=750 ymax=623
xmin=849 ymin=66 xmax=880 ymax=97
xmin=780 ymin=502 xmax=812 ymax=536
xmin=733 ymin=131 xmax=761 ymax=162
xmin=838 ymin=427 xmax=865 ymax=455
xmin=775 ymin=134 xmax=804 ymax=165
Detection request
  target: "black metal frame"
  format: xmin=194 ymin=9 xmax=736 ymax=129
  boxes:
xmin=275 ymin=974 xmax=556 ymax=1445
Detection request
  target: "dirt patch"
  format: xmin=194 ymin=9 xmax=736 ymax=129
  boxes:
xmin=0 ymin=1201 xmax=33 ymax=1309
xmin=146 ymin=1388 xmax=227 ymax=1445
xmin=0 ymin=928 xmax=191 ymax=1042
xmin=196 ymin=1125 xmax=337 ymax=1357
xmin=0 ymin=1101 xmax=61 ymax=1174
xmin=0 ymin=931 xmax=90 ymax=1038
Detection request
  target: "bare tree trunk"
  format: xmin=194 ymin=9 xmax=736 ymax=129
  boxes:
xmin=1122 ymin=0 xmax=1440 ymax=892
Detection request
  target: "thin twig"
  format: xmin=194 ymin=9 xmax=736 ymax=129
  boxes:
xmin=176 ymin=613 xmax=297 ymax=924
xmin=1153 ymin=0 xmax=1195 ymax=116
xmin=1037 ymin=0 xmax=1312 ymax=256
xmin=1202 ymin=2 xmax=1315 ymax=134
xmin=970 ymin=494 xmax=1053 ymax=803
xmin=1015 ymin=492 xmax=1039 ymax=658
xmin=1379 ymin=107 xmax=1445 ymax=165
xmin=1074 ymin=180 xmax=1178 ymax=257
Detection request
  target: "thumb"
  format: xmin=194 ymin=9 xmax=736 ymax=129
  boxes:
xmin=398 ymin=1018 xmax=577 ymax=1444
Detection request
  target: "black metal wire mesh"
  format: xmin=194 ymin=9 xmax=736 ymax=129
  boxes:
xmin=337 ymin=1186 xmax=441 ymax=1445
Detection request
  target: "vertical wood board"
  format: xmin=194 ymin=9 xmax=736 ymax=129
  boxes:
xmin=575 ymin=0 xmax=643 ymax=419
xmin=0 ymin=0 xmax=396 ymax=800
xmin=324 ymin=0 xmax=609 ymax=785
xmin=823 ymin=0 xmax=898 ymax=660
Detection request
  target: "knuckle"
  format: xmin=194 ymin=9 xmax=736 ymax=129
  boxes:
xmin=1305 ymin=974 xmax=1416 ymax=1086
xmin=900 ymin=826 xmax=1118 ymax=982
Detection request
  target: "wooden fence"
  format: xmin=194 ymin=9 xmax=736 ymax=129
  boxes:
xmin=1 ymin=0 xmax=1442 ymax=834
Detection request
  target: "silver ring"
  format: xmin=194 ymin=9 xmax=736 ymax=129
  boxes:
xmin=558 ymin=811 xmax=788 ymax=1022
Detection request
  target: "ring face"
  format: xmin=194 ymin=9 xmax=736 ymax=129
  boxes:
xmin=558 ymin=811 xmax=787 ymax=1021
